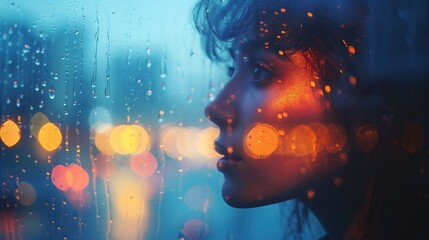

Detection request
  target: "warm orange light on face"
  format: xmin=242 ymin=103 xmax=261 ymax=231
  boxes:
xmin=130 ymin=151 xmax=158 ymax=178
xmin=355 ymin=124 xmax=379 ymax=152
xmin=38 ymin=122 xmax=62 ymax=152
xmin=244 ymin=123 xmax=279 ymax=159
xmin=310 ymin=122 xmax=329 ymax=153
xmin=0 ymin=120 xmax=21 ymax=147
xmin=281 ymin=124 xmax=316 ymax=157
xmin=68 ymin=164 xmax=89 ymax=192
xmin=30 ymin=112 xmax=50 ymax=138
xmin=51 ymin=165 xmax=73 ymax=191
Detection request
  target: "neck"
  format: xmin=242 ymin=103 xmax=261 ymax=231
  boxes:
xmin=299 ymin=159 xmax=375 ymax=240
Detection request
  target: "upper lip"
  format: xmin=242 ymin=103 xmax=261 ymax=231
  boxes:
xmin=214 ymin=141 xmax=243 ymax=161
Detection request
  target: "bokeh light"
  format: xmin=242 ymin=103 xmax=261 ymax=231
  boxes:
xmin=30 ymin=112 xmax=49 ymax=138
xmin=51 ymin=165 xmax=73 ymax=191
xmin=110 ymin=124 xmax=150 ymax=155
xmin=310 ymin=122 xmax=329 ymax=153
xmin=94 ymin=123 xmax=115 ymax=155
xmin=94 ymin=153 xmax=116 ymax=180
xmin=197 ymin=127 xmax=221 ymax=159
xmin=15 ymin=181 xmax=37 ymax=206
xmin=244 ymin=123 xmax=279 ymax=159
xmin=355 ymin=124 xmax=379 ymax=152
xmin=325 ymin=124 xmax=347 ymax=153
xmin=38 ymin=122 xmax=62 ymax=152
xmin=130 ymin=151 xmax=158 ymax=178
xmin=181 ymin=219 xmax=209 ymax=240
xmin=68 ymin=164 xmax=90 ymax=192
xmin=184 ymin=185 xmax=212 ymax=212
xmin=282 ymin=124 xmax=317 ymax=157
xmin=0 ymin=119 xmax=21 ymax=147
xmin=177 ymin=127 xmax=202 ymax=160
xmin=110 ymin=170 xmax=149 ymax=239
xmin=160 ymin=126 xmax=184 ymax=159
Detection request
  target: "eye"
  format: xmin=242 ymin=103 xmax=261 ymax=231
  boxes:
xmin=251 ymin=62 xmax=273 ymax=85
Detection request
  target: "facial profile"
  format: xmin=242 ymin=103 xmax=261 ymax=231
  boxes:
xmin=205 ymin=37 xmax=347 ymax=207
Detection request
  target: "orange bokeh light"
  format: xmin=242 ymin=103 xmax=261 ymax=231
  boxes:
xmin=355 ymin=124 xmax=379 ymax=152
xmin=244 ymin=123 xmax=279 ymax=159
xmin=0 ymin=119 xmax=21 ymax=147
xmin=282 ymin=124 xmax=317 ymax=157
xmin=325 ymin=124 xmax=347 ymax=153
xmin=38 ymin=122 xmax=62 ymax=152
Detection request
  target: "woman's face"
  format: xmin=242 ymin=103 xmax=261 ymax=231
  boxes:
xmin=205 ymin=39 xmax=347 ymax=207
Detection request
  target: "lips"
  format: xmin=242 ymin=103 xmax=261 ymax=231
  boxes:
xmin=214 ymin=141 xmax=242 ymax=173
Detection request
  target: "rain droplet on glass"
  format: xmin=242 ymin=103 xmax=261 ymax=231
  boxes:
xmin=48 ymin=86 xmax=55 ymax=99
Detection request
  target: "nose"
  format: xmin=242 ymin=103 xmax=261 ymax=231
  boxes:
xmin=204 ymin=86 xmax=238 ymax=129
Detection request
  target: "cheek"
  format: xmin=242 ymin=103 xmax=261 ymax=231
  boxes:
xmin=223 ymin=153 xmax=343 ymax=206
xmin=266 ymin=76 xmax=324 ymax=121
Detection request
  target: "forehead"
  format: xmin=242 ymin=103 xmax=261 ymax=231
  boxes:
xmin=231 ymin=37 xmax=294 ymax=61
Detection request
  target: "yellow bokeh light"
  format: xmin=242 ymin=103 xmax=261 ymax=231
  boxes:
xmin=110 ymin=125 xmax=150 ymax=155
xmin=94 ymin=123 xmax=116 ymax=155
xmin=110 ymin=125 xmax=129 ymax=154
xmin=197 ymin=127 xmax=222 ymax=159
xmin=160 ymin=126 xmax=183 ymax=159
xmin=110 ymin=170 xmax=148 ymax=239
xmin=177 ymin=127 xmax=202 ymax=160
xmin=122 ymin=125 xmax=150 ymax=154
xmin=30 ymin=112 xmax=50 ymax=138
xmin=0 ymin=119 xmax=21 ymax=147
xmin=244 ymin=123 xmax=279 ymax=159
xmin=38 ymin=122 xmax=62 ymax=152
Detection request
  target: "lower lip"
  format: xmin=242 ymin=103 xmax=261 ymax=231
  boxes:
xmin=217 ymin=157 xmax=240 ymax=173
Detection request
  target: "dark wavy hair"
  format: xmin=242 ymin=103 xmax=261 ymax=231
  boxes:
xmin=193 ymin=0 xmax=429 ymax=239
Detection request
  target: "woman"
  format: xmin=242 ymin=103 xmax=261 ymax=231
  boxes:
xmin=193 ymin=0 xmax=429 ymax=239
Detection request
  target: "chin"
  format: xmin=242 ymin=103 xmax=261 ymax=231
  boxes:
xmin=221 ymin=179 xmax=296 ymax=208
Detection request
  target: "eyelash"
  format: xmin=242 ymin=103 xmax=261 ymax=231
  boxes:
xmin=227 ymin=62 xmax=274 ymax=86
xmin=251 ymin=61 xmax=273 ymax=85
